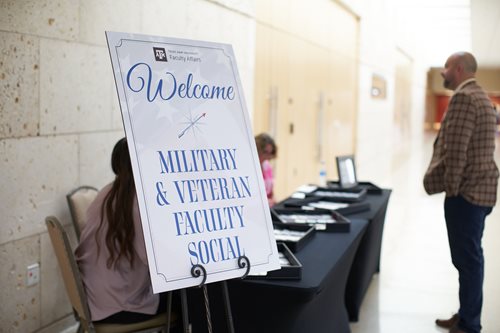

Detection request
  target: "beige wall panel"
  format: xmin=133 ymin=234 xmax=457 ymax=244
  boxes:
xmin=111 ymin=81 xmax=125 ymax=130
xmin=142 ymin=0 xmax=189 ymax=38
xmin=355 ymin=63 xmax=394 ymax=181
xmin=0 ymin=0 xmax=78 ymax=40
xmin=305 ymin=0 xmax=330 ymax=48
xmin=210 ymin=0 xmax=255 ymax=16
xmin=328 ymin=4 xmax=359 ymax=179
xmin=428 ymin=68 xmax=447 ymax=95
xmin=329 ymin=52 xmax=357 ymax=156
xmin=255 ymin=0 xmax=289 ymax=29
xmin=0 ymin=136 xmax=77 ymax=244
xmin=314 ymin=49 xmax=337 ymax=179
xmin=0 ymin=32 xmax=39 ymax=139
xmin=79 ymin=131 xmax=125 ymax=189
xmin=269 ymin=30 xmax=291 ymax=201
xmin=182 ymin=1 xmax=256 ymax=115
xmin=285 ymin=38 xmax=320 ymax=192
xmin=319 ymin=0 xmax=335 ymax=48
xmin=324 ymin=95 xmax=339 ymax=178
xmin=253 ymin=24 xmax=284 ymax=197
xmin=283 ymin=37 xmax=302 ymax=193
xmin=0 ymin=235 xmax=41 ymax=332
xmin=329 ymin=3 xmax=359 ymax=57
xmin=39 ymin=39 xmax=114 ymax=135
xmin=270 ymin=30 xmax=290 ymax=115
xmin=309 ymin=45 xmax=329 ymax=163
xmin=394 ymin=50 xmax=413 ymax=135
xmin=429 ymin=67 xmax=500 ymax=94
xmin=476 ymin=68 xmax=500 ymax=92
xmin=270 ymin=0 xmax=291 ymax=31
xmin=38 ymin=316 xmax=77 ymax=333
xmin=254 ymin=0 xmax=359 ymax=197
xmin=253 ymin=24 xmax=273 ymax=133
xmin=80 ymin=0 xmax=142 ymax=46
xmin=255 ymin=0 xmax=272 ymax=25
xmin=425 ymin=83 xmax=437 ymax=125
xmin=289 ymin=0 xmax=310 ymax=40
xmin=319 ymin=49 xmax=336 ymax=179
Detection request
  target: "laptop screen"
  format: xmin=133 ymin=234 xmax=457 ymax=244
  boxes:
xmin=336 ymin=155 xmax=358 ymax=188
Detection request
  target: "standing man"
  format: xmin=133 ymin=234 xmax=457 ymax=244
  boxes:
xmin=424 ymin=52 xmax=499 ymax=333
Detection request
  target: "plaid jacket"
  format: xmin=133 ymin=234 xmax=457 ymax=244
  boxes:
xmin=424 ymin=80 xmax=499 ymax=207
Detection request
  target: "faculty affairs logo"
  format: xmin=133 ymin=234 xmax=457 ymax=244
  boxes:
xmin=153 ymin=47 xmax=167 ymax=62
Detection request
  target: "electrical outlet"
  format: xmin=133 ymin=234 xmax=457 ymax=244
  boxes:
xmin=26 ymin=263 xmax=40 ymax=287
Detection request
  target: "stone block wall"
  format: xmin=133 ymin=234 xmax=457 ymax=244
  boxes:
xmin=0 ymin=1 xmax=255 ymax=332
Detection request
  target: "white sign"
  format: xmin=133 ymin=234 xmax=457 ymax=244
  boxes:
xmin=106 ymin=32 xmax=280 ymax=292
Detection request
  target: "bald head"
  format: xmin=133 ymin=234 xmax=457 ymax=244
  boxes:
xmin=441 ymin=51 xmax=478 ymax=90
xmin=453 ymin=52 xmax=477 ymax=73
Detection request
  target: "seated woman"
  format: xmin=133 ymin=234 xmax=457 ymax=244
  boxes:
xmin=75 ymin=137 xmax=173 ymax=324
xmin=255 ymin=133 xmax=278 ymax=207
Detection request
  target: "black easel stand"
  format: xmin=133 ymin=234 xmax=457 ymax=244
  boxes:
xmin=172 ymin=255 xmax=250 ymax=333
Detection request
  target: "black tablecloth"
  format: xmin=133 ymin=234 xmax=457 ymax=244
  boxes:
xmin=186 ymin=218 xmax=368 ymax=333
xmin=233 ymin=218 xmax=368 ymax=333
xmin=343 ymin=189 xmax=391 ymax=322
xmin=273 ymin=185 xmax=392 ymax=322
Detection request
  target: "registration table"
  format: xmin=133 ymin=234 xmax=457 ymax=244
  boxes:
xmin=274 ymin=183 xmax=392 ymax=322
xmin=186 ymin=218 xmax=368 ymax=333
xmin=231 ymin=218 xmax=367 ymax=333
xmin=343 ymin=187 xmax=391 ymax=321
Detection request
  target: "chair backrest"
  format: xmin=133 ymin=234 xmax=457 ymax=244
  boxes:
xmin=66 ymin=186 xmax=98 ymax=240
xmin=45 ymin=216 xmax=95 ymax=332
xmin=46 ymin=216 xmax=172 ymax=333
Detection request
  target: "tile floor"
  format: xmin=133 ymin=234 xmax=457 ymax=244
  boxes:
xmin=350 ymin=131 xmax=500 ymax=333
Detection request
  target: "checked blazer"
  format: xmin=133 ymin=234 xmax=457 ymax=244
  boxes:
xmin=424 ymin=80 xmax=499 ymax=207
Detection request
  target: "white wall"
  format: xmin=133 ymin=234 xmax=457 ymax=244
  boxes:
xmin=341 ymin=0 xmax=427 ymax=187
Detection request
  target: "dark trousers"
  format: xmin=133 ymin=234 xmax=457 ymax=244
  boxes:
xmin=95 ymin=292 xmax=180 ymax=326
xmin=444 ymin=195 xmax=492 ymax=333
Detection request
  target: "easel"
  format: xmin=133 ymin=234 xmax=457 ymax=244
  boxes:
xmin=166 ymin=256 xmax=251 ymax=333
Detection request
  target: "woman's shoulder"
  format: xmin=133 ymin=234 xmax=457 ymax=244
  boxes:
xmin=93 ymin=182 xmax=113 ymax=201
xmin=86 ymin=183 xmax=113 ymax=218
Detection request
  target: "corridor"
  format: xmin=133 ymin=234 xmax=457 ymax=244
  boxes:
xmin=350 ymin=131 xmax=500 ymax=333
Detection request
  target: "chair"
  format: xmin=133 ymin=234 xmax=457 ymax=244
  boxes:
xmin=45 ymin=216 xmax=173 ymax=333
xmin=66 ymin=186 xmax=98 ymax=240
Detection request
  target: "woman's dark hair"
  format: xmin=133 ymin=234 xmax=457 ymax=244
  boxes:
xmin=96 ymin=137 xmax=137 ymax=269
xmin=255 ymin=133 xmax=277 ymax=158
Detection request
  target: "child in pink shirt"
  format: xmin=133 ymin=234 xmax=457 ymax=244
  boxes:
xmin=255 ymin=133 xmax=277 ymax=206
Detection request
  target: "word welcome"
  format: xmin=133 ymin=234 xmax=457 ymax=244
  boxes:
xmin=126 ymin=63 xmax=235 ymax=102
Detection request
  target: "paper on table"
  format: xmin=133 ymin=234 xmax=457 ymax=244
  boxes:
xmin=295 ymin=185 xmax=317 ymax=193
xmin=308 ymin=201 xmax=348 ymax=210
xmin=290 ymin=192 xmax=307 ymax=199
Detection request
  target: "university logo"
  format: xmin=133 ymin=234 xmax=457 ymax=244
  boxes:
xmin=153 ymin=47 xmax=167 ymax=62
